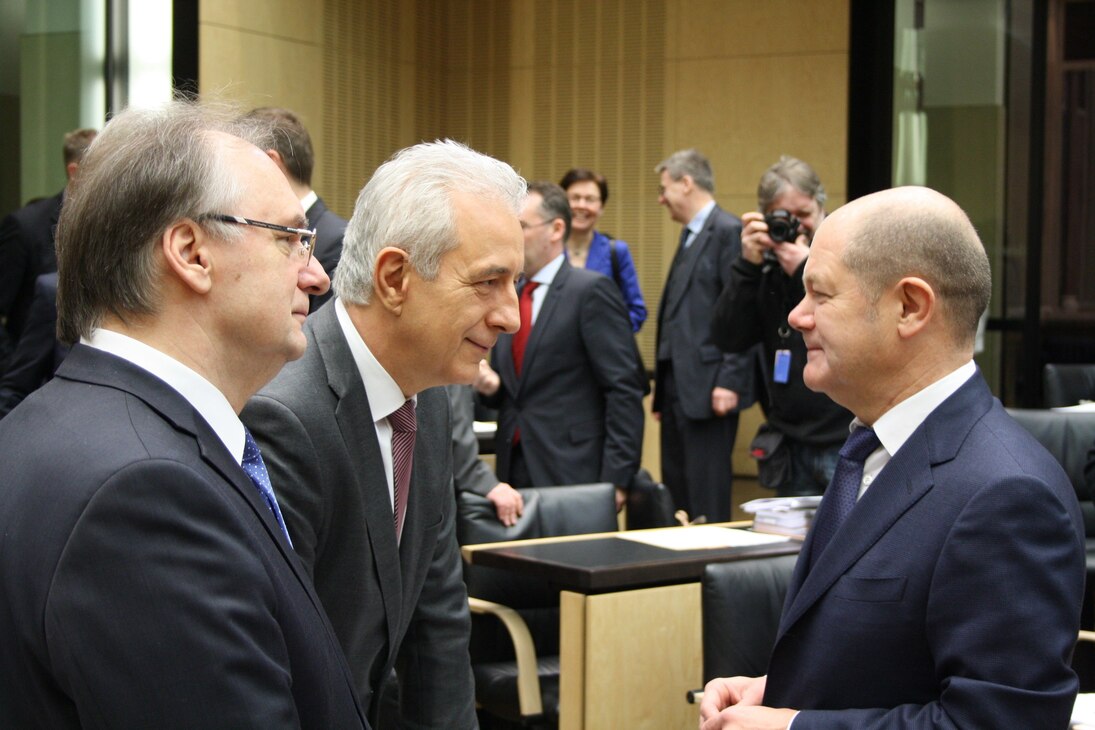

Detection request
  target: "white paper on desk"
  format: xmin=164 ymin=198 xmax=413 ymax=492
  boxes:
xmin=472 ymin=421 xmax=497 ymax=435
xmin=618 ymin=525 xmax=791 ymax=551
xmin=1053 ymin=402 xmax=1095 ymax=412
xmin=1073 ymin=693 xmax=1095 ymax=727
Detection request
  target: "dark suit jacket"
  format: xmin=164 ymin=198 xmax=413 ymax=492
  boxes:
xmin=307 ymin=196 xmax=348 ymax=312
xmin=0 ymin=191 xmax=62 ymax=363
xmin=0 ymin=345 xmax=367 ymax=729
xmin=486 ymin=261 xmax=645 ymax=487
xmin=654 ymin=204 xmax=753 ymax=420
xmin=242 ymin=304 xmax=476 ymax=728
xmin=764 ymin=373 xmax=1086 ymax=728
xmin=0 ymin=273 xmax=68 ymax=418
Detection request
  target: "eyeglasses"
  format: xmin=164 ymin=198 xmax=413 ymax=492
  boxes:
xmin=520 ymin=218 xmax=556 ymax=231
xmin=209 ymin=214 xmax=317 ymax=266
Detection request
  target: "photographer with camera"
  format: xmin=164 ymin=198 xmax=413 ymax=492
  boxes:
xmin=711 ymin=156 xmax=850 ymax=496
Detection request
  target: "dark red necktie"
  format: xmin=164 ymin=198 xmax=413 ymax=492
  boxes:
xmin=389 ymin=399 xmax=417 ymax=543
xmin=512 ymin=282 xmax=539 ymax=376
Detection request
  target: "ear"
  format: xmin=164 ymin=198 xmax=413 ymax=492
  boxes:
xmin=373 ymin=247 xmax=411 ymax=313
xmin=65 ymin=161 xmax=80 ymax=182
xmin=161 ymin=219 xmax=213 ymax=295
xmin=550 ymin=217 xmax=567 ymax=243
xmin=679 ymin=174 xmax=694 ymax=194
xmin=894 ymin=276 xmax=935 ymax=339
xmin=265 ymin=149 xmax=290 ymax=177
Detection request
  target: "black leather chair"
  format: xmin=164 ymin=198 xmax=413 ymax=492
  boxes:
xmin=458 ymin=483 xmax=618 ymax=728
xmin=701 ymin=555 xmax=798 ymax=683
xmin=1006 ymin=408 xmax=1095 ymax=539
xmin=1043 ymin=363 xmax=1095 ymax=408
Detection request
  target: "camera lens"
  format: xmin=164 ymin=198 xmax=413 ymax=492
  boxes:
xmin=764 ymin=209 xmax=800 ymax=244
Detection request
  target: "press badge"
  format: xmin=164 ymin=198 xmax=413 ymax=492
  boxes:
xmin=773 ymin=349 xmax=792 ymax=384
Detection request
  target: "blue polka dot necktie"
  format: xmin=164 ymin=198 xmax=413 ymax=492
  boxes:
xmin=808 ymin=426 xmax=881 ymax=569
xmin=241 ymin=428 xmax=293 ymax=547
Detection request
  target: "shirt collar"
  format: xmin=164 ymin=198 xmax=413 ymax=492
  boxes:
xmin=334 ymin=298 xmax=416 ymax=421
xmin=866 ymin=360 xmax=977 ymax=458
xmin=530 ymin=252 xmax=566 ymax=287
xmin=83 ymin=328 xmax=246 ymax=462
xmin=300 ymin=190 xmax=318 ymax=213
xmin=686 ymin=200 xmax=717 ymax=236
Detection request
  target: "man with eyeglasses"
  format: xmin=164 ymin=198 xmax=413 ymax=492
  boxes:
xmin=0 ymin=102 xmax=368 ymax=727
xmin=475 ymin=181 xmax=645 ymax=507
xmin=242 ymin=140 xmax=526 ymax=728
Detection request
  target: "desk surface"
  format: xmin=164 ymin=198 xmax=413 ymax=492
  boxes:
xmin=464 ymin=525 xmax=801 ymax=593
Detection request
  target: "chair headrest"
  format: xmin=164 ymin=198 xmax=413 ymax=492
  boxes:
xmin=457 ymin=482 xmax=618 ymax=546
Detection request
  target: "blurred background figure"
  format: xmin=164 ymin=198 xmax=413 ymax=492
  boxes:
xmin=0 ymin=273 xmax=66 ymax=419
xmin=712 ymin=156 xmax=851 ymax=497
xmin=653 ymin=149 xmax=753 ymax=523
xmin=476 ymin=182 xmax=644 ymax=510
xmin=0 ymin=128 xmax=96 ymax=372
xmin=559 ymin=168 xmax=647 ymax=332
xmin=245 ymin=107 xmax=347 ymax=312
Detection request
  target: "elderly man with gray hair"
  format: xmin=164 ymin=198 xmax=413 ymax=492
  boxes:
xmin=243 ymin=139 xmax=526 ymax=728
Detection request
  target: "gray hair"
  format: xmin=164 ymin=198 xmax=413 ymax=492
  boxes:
xmin=757 ymin=155 xmax=827 ymax=212
xmin=656 ymin=148 xmax=714 ymax=193
xmin=335 ymin=139 xmax=527 ymax=305
xmin=842 ymin=189 xmax=991 ymax=345
xmin=528 ymin=180 xmax=572 ymax=242
xmin=56 ymin=100 xmax=274 ymax=343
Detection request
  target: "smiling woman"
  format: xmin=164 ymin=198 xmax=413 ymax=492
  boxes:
xmin=559 ymin=168 xmax=647 ymax=332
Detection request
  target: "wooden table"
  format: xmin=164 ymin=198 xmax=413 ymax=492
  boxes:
xmin=462 ymin=523 xmax=801 ymax=729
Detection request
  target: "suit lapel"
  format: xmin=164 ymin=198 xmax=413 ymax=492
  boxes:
xmin=312 ymin=308 xmax=405 ymax=646
xmin=57 ymin=345 xmax=329 ymax=613
xmin=778 ymin=373 xmax=992 ymax=638
xmin=663 ymin=207 xmax=718 ymax=318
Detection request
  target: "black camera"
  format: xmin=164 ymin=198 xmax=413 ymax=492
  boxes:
xmin=764 ymin=209 xmax=801 ymax=244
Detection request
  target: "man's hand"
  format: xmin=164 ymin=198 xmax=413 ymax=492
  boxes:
xmin=615 ymin=486 xmax=627 ymax=512
xmin=699 ymin=676 xmax=795 ymax=729
xmin=711 ymin=387 xmax=739 ymax=416
xmin=740 ymin=212 xmax=770 ymax=265
xmin=474 ymin=359 xmax=501 ymax=396
xmin=740 ymin=211 xmax=809 ymax=276
xmin=699 ymin=705 xmax=797 ymax=730
xmin=486 ymin=482 xmax=523 ymax=527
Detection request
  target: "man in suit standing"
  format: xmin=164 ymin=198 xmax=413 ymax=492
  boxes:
xmin=653 ymin=149 xmax=753 ymax=523
xmin=245 ymin=107 xmax=348 ymax=312
xmin=242 ymin=140 xmax=526 ymax=728
xmin=0 ymin=128 xmax=96 ymax=369
xmin=475 ymin=181 xmax=645 ymax=508
xmin=700 ymin=187 xmax=1086 ymax=729
xmin=0 ymin=102 xmax=367 ymax=727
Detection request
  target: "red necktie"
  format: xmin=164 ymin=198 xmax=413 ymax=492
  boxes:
xmin=512 ymin=282 xmax=539 ymax=376
xmin=389 ymin=399 xmax=417 ymax=543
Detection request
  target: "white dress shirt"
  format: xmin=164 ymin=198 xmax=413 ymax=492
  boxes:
xmin=335 ymin=298 xmax=416 ymax=508
xmin=84 ymin=328 xmax=246 ymax=463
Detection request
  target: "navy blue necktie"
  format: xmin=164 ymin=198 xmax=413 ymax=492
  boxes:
xmin=242 ymin=429 xmax=293 ymax=547
xmin=809 ymin=427 xmax=881 ymax=568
